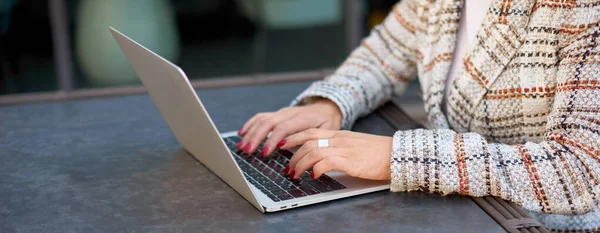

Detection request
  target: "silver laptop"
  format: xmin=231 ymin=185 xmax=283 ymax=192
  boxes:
xmin=110 ymin=27 xmax=390 ymax=212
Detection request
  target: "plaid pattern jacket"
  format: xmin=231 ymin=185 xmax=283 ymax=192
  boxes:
xmin=292 ymin=0 xmax=600 ymax=231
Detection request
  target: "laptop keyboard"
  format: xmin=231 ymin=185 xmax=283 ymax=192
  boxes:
xmin=224 ymin=136 xmax=346 ymax=202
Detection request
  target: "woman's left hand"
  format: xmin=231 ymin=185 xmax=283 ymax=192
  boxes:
xmin=279 ymin=129 xmax=393 ymax=181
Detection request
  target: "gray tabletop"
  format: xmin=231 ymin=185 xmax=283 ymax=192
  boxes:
xmin=0 ymin=81 xmax=505 ymax=233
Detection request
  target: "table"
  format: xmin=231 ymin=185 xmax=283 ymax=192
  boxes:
xmin=0 ymin=81 xmax=505 ymax=233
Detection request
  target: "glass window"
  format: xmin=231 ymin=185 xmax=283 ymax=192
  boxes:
xmin=1 ymin=0 xmax=57 ymax=95
xmin=0 ymin=0 xmax=400 ymax=96
xmin=71 ymin=0 xmax=349 ymax=89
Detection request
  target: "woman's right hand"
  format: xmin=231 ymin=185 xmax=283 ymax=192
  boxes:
xmin=236 ymin=98 xmax=343 ymax=157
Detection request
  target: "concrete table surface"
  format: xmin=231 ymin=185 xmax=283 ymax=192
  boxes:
xmin=0 ymin=81 xmax=505 ymax=233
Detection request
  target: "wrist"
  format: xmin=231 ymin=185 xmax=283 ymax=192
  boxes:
xmin=312 ymin=98 xmax=343 ymax=129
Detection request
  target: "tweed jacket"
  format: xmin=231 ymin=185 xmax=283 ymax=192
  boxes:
xmin=292 ymin=0 xmax=600 ymax=231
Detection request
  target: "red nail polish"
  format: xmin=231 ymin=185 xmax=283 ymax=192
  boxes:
xmin=289 ymin=170 xmax=296 ymax=179
xmin=237 ymin=129 xmax=244 ymax=136
xmin=236 ymin=141 xmax=244 ymax=149
xmin=243 ymin=144 xmax=252 ymax=153
xmin=284 ymin=165 xmax=290 ymax=174
xmin=260 ymin=146 xmax=269 ymax=157
xmin=277 ymin=139 xmax=287 ymax=148
xmin=310 ymin=171 xmax=315 ymax=179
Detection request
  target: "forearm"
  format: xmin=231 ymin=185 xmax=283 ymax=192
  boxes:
xmin=390 ymin=128 xmax=599 ymax=215
xmin=292 ymin=1 xmax=419 ymax=129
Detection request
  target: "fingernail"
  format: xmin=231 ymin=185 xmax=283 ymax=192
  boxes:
xmin=289 ymin=170 xmax=296 ymax=179
xmin=260 ymin=146 xmax=269 ymax=157
xmin=310 ymin=171 xmax=315 ymax=179
xmin=277 ymin=139 xmax=287 ymax=148
xmin=236 ymin=141 xmax=244 ymax=149
xmin=283 ymin=165 xmax=290 ymax=174
xmin=243 ymin=144 xmax=252 ymax=153
xmin=237 ymin=129 xmax=244 ymax=136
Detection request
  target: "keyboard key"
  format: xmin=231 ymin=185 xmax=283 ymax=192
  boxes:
xmin=264 ymin=183 xmax=280 ymax=191
xmin=250 ymin=150 xmax=261 ymax=156
xmin=299 ymin=185 xmax=320 ymax=195
xmin=255 ymin=163 xmax=269 ymax=173
xmin=320 ymin=176 xmax=346 ymax=190
xmin=284 ymin=174 xmax=295 ymax=181
xmin=266 ymin=159 xmax=277 ymax=166
xmin=291 ymin=178 xmax=307 ymax=188
xmin=288 ymin=189 xmax=307 ymax=198
xmin=272 ymin=178 xmax=290 ymax=186
xmin=301 ymin=171 xmax=312 ymax=180
xmin=257 ymin=185 xmax=267 ymax=192
xmin=272 ymin=164 xmax=285 ymax=173
xmin=239 ymin=150 xmax=252 ymax=158
xmin=275 ymin=155 xmax=288 ymax=164
xmin=308 ymin=180 xmax=334 ymax=193
xmin=259 ymin=179 xmax=273 ymax=186
xmin=241 ymin=167 xmax=253 ymax=174
xmin=267 ymin=187 xmax=284 ymax=194
xmin=238 ymin=163 xmax=251 ymax=172
xmin=271 ymin=189 xmax=287 ymax=196
xmin=293 ymin=180 xmax=319 ymax=191
xmin=271 ymin=175 xmax=284 ymax=183
xmin=266 ymin=193 xmax=280 ymax=202
xmin=262 ymin=181 xmax=277 ymax=189
xmin=248 ymin=170 xmax=260 ymax=177
xmin=234 ymin=156 xmax=243 ymax=163
xmin=266 ymin=171 xmax=281 ymax=181
xmin=229 ymin=136 xmax=242 ymax=143
xmin=249 ymin=158 xmax=262 ymax=167
xmin=280 ymin=182 xmax=296 ymax=191
xmin=277 ymin=193 xmax=294 ymax=201
xmin=318 ymin=175 xmax=333 ymax=182
xmin=227 ymin=144 xmax=236 ymax=151
xmin=256 ymin=178 xmax=271 ymax=186
xmin=278 ymin=149 xmax=293 ymax=159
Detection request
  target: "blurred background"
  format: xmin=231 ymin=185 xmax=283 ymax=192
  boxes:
xmin=0 ymin=0 xmax=398 ymax=98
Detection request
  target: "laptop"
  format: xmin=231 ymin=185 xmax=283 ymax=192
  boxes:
xmin=110 ymin=27 xmax=390 ymax=212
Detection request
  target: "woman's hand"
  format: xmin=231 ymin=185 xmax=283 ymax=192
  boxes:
xmin=237 ymin=99 xmax=343 ymax=156
xmin=280 ymin=129 xmax=393 ymax=181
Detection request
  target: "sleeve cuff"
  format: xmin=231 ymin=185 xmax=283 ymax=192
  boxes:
xmin=291 ymin=80 xmax=361 ymax=130
xmin=390 ymin=130 xmax=417 ymax=192
xmin=390 ymin=129 xmax=458 ymax=195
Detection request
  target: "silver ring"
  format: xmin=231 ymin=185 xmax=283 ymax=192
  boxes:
xmin=317 ymin=138 xmax=329 ymax=148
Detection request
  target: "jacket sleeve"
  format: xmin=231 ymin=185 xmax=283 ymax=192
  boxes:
xmin=291 ymin=1 xmax=419 ymax=130
xmin=390 ymin=23 xmax=600 ymax=215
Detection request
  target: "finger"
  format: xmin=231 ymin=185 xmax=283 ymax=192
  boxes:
xmin=311 ymin=156 xmax=349 ymax=179
xmin=285 ymin=139 xmax=316 ymax=175
xmin=242 ymin=111 xmax=295 ymax=154
xmin=291 ymin=147 xmax=347 ymax=179
xmin=279 ymin=128 xmax=337 ymax=150
xmin=239 ymin=108 xmax=292 ymax=137
xmin=239 ymin=112 xmax=271 ymax=137
xmin=287 ymin=138 xmax=346 ymax=174
xmin=236 ymin=113 xmax=271 ymax=150
xmin=262 ymin=116 xmax=317 ymax=156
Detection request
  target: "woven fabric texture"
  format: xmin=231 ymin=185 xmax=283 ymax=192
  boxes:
xmin=292 ymin=0 xmax=600 ymax=231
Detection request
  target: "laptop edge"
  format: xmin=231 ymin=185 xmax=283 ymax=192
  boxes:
xmin=109 ymin=27 xmax=390 ymax=213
